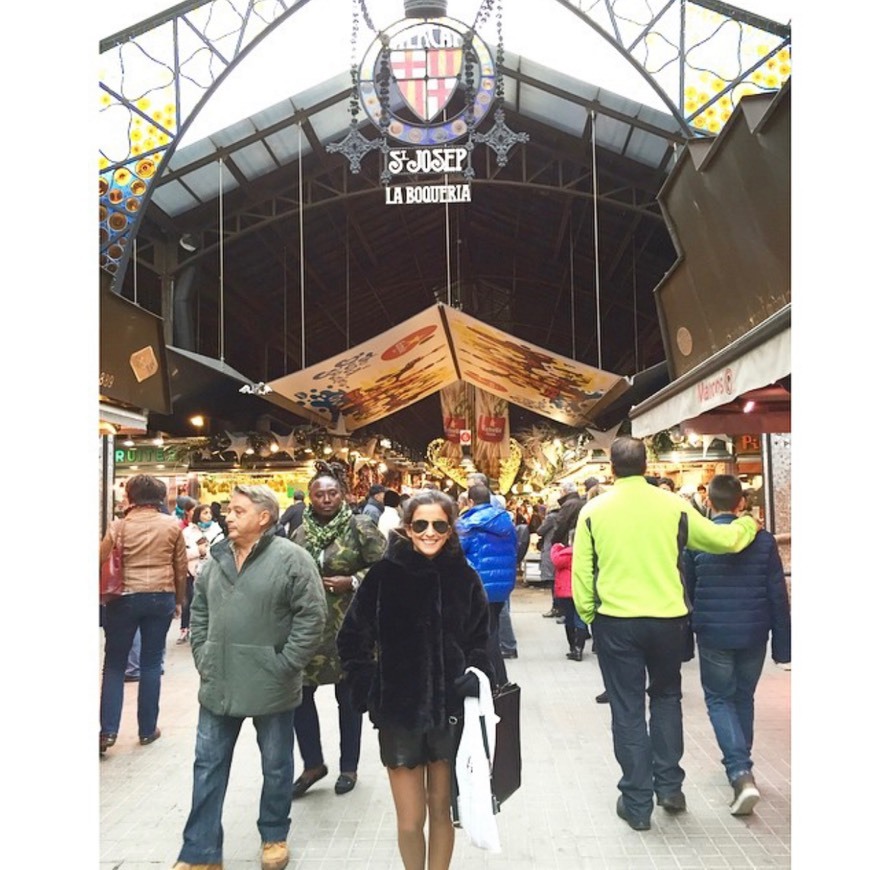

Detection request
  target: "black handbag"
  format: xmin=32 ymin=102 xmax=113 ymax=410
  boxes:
xmin=490 ymin=682 xmax=521 ymax=806
xmin=450 ymin=680 xmax=522 ymax=823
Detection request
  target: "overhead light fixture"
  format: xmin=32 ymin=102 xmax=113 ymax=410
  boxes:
xmin=743 ymin=400 xmax=756 ymax=413
xmin=189 ymin=414 xmax=205 ymax=428
xmin=123 ymin=439 xmax=135 ymax=447
xmin=152 ymin=436 xmax=164 ymax=447
xmin=179 ymin=233 xmax=199 ymax=252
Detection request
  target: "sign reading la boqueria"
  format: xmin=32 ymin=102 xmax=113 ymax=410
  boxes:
xmin=385 ymin=147 xmax=471 ymax=204
xmin=357 ymin=15 xmax=497 ymax=205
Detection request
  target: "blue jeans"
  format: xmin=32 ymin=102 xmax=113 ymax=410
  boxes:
xmin=100 ymin=592 xmax=175 ymax=738
xmin=293 ymin=682 xmax=362 ymax=772
xmin=126 ymin=627 xmax=141 ymax=677
xmin=498 ymin=598 xmax=518 ymax=653
xmin=178 ymin=705 xmax=296 ymax=863
xmin=593 ymin=614 xmax=688 ymax=819
xmin=698 ymin=644 xmax=766 ymax=782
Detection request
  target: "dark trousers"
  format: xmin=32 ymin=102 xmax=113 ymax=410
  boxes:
xmin=180 ymin=575 xmax=195 ymax=631
xmin=487 ymin=601 xmax=508 ymax=686
xmin=293 ymin=682 xmax=362 ymax=773
xmin=593 ymin=614 xmax=688 ymax=818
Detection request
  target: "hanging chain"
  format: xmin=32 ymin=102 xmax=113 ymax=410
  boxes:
xmin=495 ymin=0 xmax=504 ymax=101
xmin=357 ymin=0 xmax=376 ymax=33
xmin=348 ymin=0 xmax=361 ymax=129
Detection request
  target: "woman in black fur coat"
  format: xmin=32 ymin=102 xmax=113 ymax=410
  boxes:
xmin=337 ymin=489 xmax=494 ymax=870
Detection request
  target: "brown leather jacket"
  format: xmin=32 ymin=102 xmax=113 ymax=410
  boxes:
xmin=100 ymin=506 xmax=188 ymax=604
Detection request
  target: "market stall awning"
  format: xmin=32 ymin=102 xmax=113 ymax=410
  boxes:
xmin=266 ymin=303 xmax=628 ymax=433
xmin=629 ymin=305 xmax=790 ymax=437
xmin=147 ymin=346 xmax=327 ymax=434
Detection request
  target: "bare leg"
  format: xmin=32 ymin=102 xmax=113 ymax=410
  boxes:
xmin=425 ymin=760 xmax=454 ymax=870
xmin=387 ymin=765 xmax=428 ymax=870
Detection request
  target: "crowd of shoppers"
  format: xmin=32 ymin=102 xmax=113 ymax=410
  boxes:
xmin=100 ymin=437 xmax=789 ymax=868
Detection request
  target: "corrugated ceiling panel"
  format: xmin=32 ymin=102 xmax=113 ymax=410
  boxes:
xmin=290 ymin=70 xmax=351 ymax=112
xmin=167 ymin=137 xmax=215 ymax=171
xmin=176 ymin=161 xmax=235 ymax=201
xmin=310 ymin=102 xmax=353 ymax=145
xmin=519 ymin=58 xmax=601 ymax=103
xmin=263 ymin=127 xmax=312 ymax=165
xmin=230 ymin=141 xmax=277 ymax=181
xmin=209 ymin=117 xmax=257 ymax=149
xmin=251 ymin=99 xmax=297 ymax=130
xmin=519 ymin=85 xmax=587 ymax=136
xmin=624 ymin=126 xmax=669 ymax=169
xmin=151 ymin=180 xmax=202 ymax=217
xmin=594 ymin=113 xmax=631 ymax=155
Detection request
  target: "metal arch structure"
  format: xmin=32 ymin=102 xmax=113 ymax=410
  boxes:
xmin=553 ymin=0 xmax=790 ymax=133
xmin=99 ymin=0 xmax=791 ymax=292
xmin=99 ymin=0 xmax=312 ymax=287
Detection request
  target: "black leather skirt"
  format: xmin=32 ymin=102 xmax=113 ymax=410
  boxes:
xmin=378 ymin=724 xmax=456 ymax=768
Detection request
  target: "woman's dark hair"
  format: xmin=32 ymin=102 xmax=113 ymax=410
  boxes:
xmin=398 ymin=489 xmax=462 ymax=554
xmin=193 ymin=503 xmax=213 ymax=523
xmin=125 ymin=474 xmax=167 ymax=507
xmin=551 ymin=496 xmax=587 ymax=546
xmin=309 ymin=459 xmax=349 ymax=493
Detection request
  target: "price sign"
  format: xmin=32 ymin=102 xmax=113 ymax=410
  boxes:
xmin=459 ymin=429 xmax=472 ymax=446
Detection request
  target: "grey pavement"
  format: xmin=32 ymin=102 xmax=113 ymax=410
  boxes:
xmin=99 ymin=584 xmax=791 ymax=869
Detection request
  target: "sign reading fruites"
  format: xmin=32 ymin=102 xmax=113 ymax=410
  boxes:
xmin=358 ymin=15 xmax=497 ymax=206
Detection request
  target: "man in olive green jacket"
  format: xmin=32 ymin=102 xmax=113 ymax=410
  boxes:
xmin=572 ymin=437 xmax=759 ymax=833
xmin=173 ymin=485 xmax=326 ymax=870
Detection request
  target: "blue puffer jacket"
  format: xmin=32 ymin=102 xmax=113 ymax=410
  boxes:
xmin=456 ymin=502 xmax=518 ymax=603
xmin=682 ymin=515 xmax=791 ymax=662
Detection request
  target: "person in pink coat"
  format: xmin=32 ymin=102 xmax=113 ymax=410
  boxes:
xmin=549 ymin=495 xmax=590 ymax=661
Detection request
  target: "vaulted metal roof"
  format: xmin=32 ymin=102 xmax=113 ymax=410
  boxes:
xmin=101 ymin=0 xmax=791 ymax=454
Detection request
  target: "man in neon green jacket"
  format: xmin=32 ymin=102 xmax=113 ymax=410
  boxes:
xmin=572 ymin=436 xmax=758 ymax=832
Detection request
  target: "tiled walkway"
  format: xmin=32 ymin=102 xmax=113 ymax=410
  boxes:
xmin=99 ymin=584 xmax=791 ymax=869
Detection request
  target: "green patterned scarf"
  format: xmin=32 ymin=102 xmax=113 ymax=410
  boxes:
xmin=301 ymin=501 xmax=353 ymax=565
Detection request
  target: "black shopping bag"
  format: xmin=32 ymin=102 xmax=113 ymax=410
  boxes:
xmin=491 ymin=682 xmax=521 ymax=806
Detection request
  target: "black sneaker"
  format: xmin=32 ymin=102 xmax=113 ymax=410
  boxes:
xmin=656 ymin=791 xmax=687 ymax=813
xmin=542 ymin=607 xmax=560 ymax=618
xmin=595 ymin=691 xmax=609 ymax=703
xmin=616 ymin=795 xmax=651 ymax=831
xmin=729 ymin=773 xmax=760 ymax=815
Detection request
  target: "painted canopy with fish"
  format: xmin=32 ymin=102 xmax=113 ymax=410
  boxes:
xmin=265 ymin=303 xmax=629 ymax=433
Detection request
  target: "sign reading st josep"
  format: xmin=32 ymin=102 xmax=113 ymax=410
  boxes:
xmin=357 ymin=15 xmax=497 ymax=205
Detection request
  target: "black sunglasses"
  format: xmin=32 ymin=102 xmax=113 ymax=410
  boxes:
xmin=410 ymin=519 xmax=451 ymax=535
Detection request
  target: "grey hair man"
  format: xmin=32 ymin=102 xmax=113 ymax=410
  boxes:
xmin=465 ymin=471 xmax=506 ymax=510
xmin=172 ymin=485 xmax=327 ymax=870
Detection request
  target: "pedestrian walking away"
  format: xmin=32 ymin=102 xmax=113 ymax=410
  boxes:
xmin=572 ymin=436 xmax=761 ymax=832
xmin=456 ymin=483 xmax=518 ymax=685
xmin=99 ymin=474 xmax=187 ymax=755
xmin=682 ymin=474 xmax=791 ymax=816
